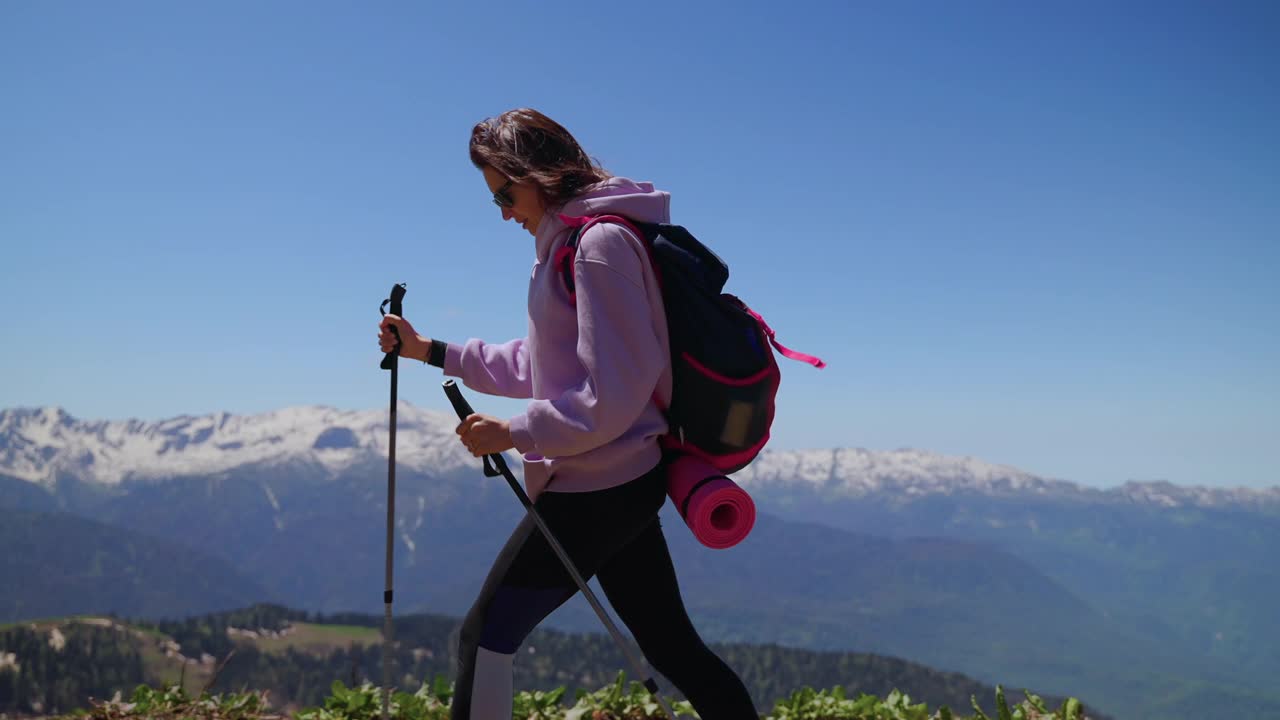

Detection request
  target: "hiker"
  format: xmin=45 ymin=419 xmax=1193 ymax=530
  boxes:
xmin=378 ymin=108 xmax=760 ymax=719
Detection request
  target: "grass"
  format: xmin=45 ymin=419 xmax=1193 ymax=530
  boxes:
xmin=241 ymin=622 xmax=380 ymax=657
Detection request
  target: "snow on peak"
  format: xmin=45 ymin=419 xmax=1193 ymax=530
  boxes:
xmin=0 ymin=402 xmax=482 ymax=486
xmin=729 ymin=447 xmax=1279 ymax=509
xmin=731 ymin=446 xmax=1067 ymax=496
xmin=1116 ymin=479 xmax=1280 ymax=511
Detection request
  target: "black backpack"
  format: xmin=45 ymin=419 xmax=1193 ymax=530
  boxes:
xmin=556 ymin=214 xmax=825 ymax=474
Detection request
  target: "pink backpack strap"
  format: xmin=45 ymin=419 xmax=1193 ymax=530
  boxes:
xmin=554 ymin=213 xmax=653 ymax=300
xmin=561 ymin=213 xmax=647 ymax=244
xmin=738 ymin=301 xmax=827 ymax=369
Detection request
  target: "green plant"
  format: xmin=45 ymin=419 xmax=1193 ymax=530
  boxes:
xmin=293 ymin=678 xmax=453 ymax=720
xmin=53 ymin=674 xmax=1094 ymax=720
xmin=60 ymin=682 xmax=284 ymax=719
xmin=514 ymin=686 xmax=567 ymax=719
xmin=564 ymin=671 xmax=698 ymax=719
xmin=764 ymin=685 xmax=931 ymax=719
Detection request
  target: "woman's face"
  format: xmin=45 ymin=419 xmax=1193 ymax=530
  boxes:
xmin=483 ymin=165 xmax=545 ymax=237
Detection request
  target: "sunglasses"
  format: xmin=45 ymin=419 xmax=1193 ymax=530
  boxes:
xmin=492 ymin=179 xmax=515 ymax=208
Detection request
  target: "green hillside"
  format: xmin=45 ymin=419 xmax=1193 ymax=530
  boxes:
xmin=0 ymin=604 xmax=1105 ymax=719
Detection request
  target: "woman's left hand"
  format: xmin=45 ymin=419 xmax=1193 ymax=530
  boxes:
xmin=457 ymin=413 xmax=516 ymax=457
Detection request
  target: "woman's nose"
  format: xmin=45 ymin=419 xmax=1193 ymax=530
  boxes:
xmin=501 ymin=207 xmax=514 ymax=221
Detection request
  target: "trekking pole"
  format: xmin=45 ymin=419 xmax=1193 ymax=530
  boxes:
xmin=378 ymin=282 xmax=408 ymax=720
xmin=442 ymin=379 xmax=678 ymax=720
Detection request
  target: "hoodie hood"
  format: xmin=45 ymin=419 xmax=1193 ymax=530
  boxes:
xmin=534 ymin=177 xmax=671 ymax=262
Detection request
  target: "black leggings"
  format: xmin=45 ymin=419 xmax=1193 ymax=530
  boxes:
xmin=451 ymin=460 xmax=759 ymax=719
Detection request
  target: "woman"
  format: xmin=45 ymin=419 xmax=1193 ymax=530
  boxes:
xmin=378 ymin=108 xmax=759 ymax=719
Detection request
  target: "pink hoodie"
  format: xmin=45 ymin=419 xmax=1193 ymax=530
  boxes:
xmin=442 ymin=177 xmax=673 ymax=501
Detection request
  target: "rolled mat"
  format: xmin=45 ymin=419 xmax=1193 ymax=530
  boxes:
xmin=665 ymin=453 xmax=756 ymax=549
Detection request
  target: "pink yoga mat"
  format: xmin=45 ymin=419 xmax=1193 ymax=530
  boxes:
xmin=665 ymin=453 xmax=756 ymax=549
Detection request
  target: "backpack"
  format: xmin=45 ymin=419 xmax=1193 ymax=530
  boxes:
xmin=555 ymin=214 xmax=826 ymax=475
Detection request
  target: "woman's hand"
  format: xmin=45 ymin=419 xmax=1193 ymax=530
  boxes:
xmin=457 ymin=413 xmax=516 ymax=457
xmin=378 ymin=314 xmax=428 ymax=362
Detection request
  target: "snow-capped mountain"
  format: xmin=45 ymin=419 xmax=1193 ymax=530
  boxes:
xmin=1 ymin=404 xmax=1277 ymax=511
xmin=0 ymin=403 xmax=479 ymax=487
xmin=732 ymin=447 xmax=1280 ymax=510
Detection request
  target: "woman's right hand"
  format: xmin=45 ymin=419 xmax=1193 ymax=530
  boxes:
xmin=379 ymin=314 xmax=429 ymax=362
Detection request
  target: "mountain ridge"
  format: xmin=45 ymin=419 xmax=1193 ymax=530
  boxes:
xmin=3 ymin=403 xmax=1276 ymax=512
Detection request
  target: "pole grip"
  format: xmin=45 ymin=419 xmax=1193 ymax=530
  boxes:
xmin=379 ymin=283 xmax=407 ymax=370
xmin=442 ymin=379 xmax=476 ymax=419
xmin=443 ymin=380 xmax=504 ymax=478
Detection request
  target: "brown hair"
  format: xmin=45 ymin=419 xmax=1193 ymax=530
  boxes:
xmin=469 ymin=108 xmax=613 ymax=208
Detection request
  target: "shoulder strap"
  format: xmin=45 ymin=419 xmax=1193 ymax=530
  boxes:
xmin=554 ymin=230 xmax=581 ymax=299
xmin=554 ymin=214 xmax=653 ymax=302
xmin=554 ymin=214 xmax=670 ymax=415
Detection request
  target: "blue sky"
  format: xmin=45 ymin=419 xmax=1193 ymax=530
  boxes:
xmin=2 ymin=1 xmax=1276 ymax=489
